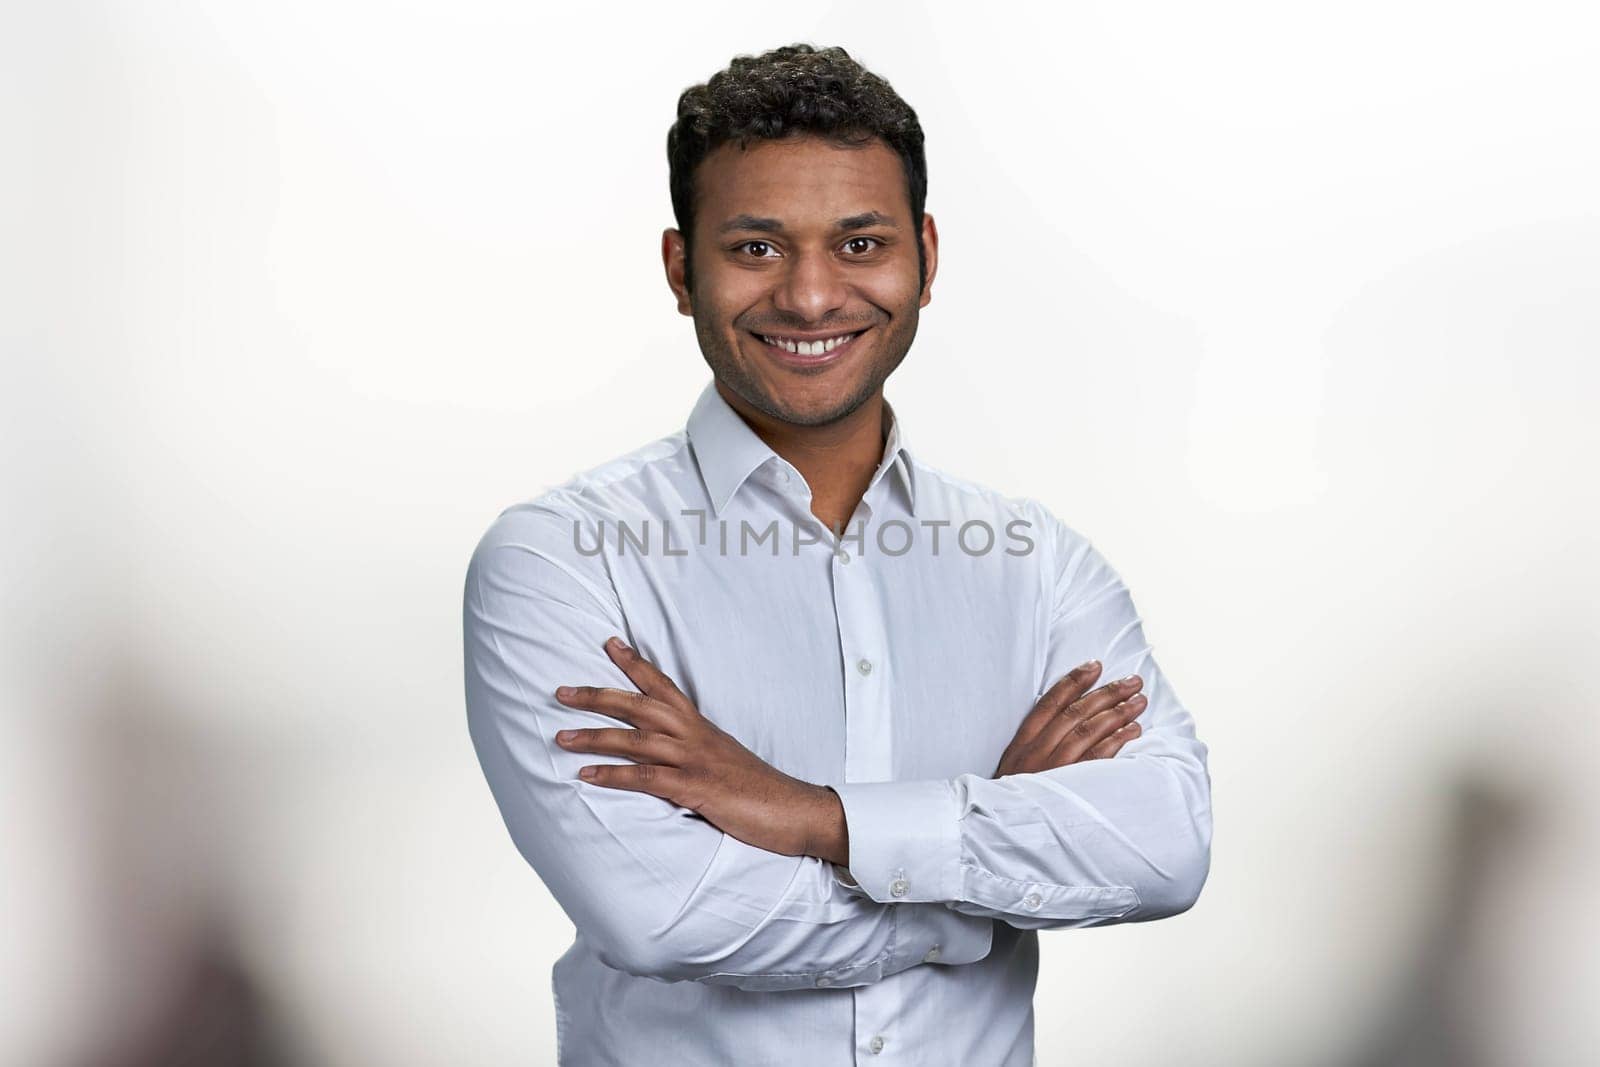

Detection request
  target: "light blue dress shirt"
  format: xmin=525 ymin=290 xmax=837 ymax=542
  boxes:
xmin=463 ymin=378 xmax=1212 ymax=1065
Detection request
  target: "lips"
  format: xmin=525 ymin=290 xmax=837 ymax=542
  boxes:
xmin=750 ymin=328 xmax=868 ymax=369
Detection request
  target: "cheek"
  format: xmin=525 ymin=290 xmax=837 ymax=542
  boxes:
xmin=859 ymin=256 xmax=923 ymax=305
xmin=693 ymin=272 xmax=763 ymax=324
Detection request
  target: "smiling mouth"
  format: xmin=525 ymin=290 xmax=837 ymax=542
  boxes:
xmin=750 ymin=328 xmax=868 ymax=361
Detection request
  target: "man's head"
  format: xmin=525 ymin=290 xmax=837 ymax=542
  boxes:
xmin=663 ymin=44 xmax=937 ymax=428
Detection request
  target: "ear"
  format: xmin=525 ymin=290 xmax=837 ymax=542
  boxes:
xmin=918 ymin=212 xmax=939 ymax=309
xmin=662 ymin=228 xmax=693 ymax=316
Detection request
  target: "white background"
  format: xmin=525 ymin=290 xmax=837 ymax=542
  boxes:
xmin=4 ymin=2 xmax=1598 ymax=1064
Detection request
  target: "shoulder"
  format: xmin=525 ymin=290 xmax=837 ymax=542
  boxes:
xmin=475 ymin=430 xmax=690 ymax=544
xmin=907 ymin=454 xmax=1096 ymax=569
xmin=466 ymin=430 xmax=691 ymax=600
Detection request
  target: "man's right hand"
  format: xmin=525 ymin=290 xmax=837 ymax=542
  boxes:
xmin=992 ymin=661 xmax=1145 ymax=778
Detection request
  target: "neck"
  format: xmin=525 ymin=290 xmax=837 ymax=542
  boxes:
xmin=715 ymin=381 xmax=891 ymax=532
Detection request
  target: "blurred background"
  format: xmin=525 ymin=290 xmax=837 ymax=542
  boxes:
xmin=4 ymin=1 xmax=1597 ymax=1064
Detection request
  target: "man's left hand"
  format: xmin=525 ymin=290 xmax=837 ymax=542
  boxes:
xmin=553 ymin=636 xmax=848 ymax=865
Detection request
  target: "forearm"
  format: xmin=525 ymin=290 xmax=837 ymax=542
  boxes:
xmin=830 ymin=748 xmax=1211 ymax=929
xmin=474 ymin=705 xmax=991 ymax=986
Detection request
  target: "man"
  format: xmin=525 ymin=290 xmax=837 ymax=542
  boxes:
xmin=464 ymin=43 xmax=1211 ymax=1066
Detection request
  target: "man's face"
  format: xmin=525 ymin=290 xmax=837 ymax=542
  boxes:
xmin=665 ymin=134 xmax=937 ymax=428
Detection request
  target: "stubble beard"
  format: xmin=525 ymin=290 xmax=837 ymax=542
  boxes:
xmin=692 ymin=304 xmax=917 ymax=429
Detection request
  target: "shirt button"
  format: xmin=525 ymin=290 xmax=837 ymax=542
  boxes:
xmin=856 ymin=658 xmax=873 ymax=676
xmin=835 ymin=548 xmax=850 ymax=564
xmin=775 ymin=468 xmax=791 ymax=484
xmin=923 ymin=944 xmax=941 ymax=962
xmin=1023 ymin=892 xmax=1042 ymax=910
xmin=868 ymin=1035 xmax=886 ymax=1054
xmin=889 ymin=878 xmax=908 ymax=898
xmin=816 ymin=975 xmax=832 ymax=987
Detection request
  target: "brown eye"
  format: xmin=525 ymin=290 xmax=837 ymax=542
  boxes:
xmin=844 ymin=237 xmax=882 ymax=255
xmin=740 ymin=241 xmax=776 ymax=258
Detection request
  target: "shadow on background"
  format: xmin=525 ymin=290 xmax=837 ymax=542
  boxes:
xmin=1340 ymin=774 xmax=1533 ymax=1067
xmin=68 ymin=665 xmax=299 ymax=1067
xmin=77 ymin=914 xmax=293 ymax=1067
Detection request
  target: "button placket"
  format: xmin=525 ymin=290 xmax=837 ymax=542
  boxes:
xmin=836 ymin=530 xmax=893 ymax=788
xmin=833 ymin=506 xmax=899 ymax=1061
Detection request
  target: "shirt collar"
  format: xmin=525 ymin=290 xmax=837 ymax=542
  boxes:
xmin=685 ymin=378 xmax=918 ymax=519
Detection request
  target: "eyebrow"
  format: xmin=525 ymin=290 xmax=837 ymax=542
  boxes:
xmin=717 ymin=210 xmax=899 ymax=234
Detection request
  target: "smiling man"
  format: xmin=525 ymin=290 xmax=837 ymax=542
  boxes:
xmin=464 ymin=44 xmax=1212 ymax=1066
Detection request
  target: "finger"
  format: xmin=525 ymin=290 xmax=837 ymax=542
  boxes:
xmin=1066 ymin=674 xmax=1144 ymax=721
xmin=1045 ymin=692 xmax=1147 ymax=765
xmin=1085 ymin=721 xmax=1142 ymax=760
xmin=605 ymin=637 xmax=697 ymax=714
xmin=1026 ymin=675 xmax=1141 ymax=759
xmin=1011 ymin=661 xmax=1102 ymax=747
xmin=555 ymin=726 xmax=686 ymax=765
xmin=553 ymin=683 xmax=675 ymax=732
xmin=575 ymin=759 xmax=686 ymax=802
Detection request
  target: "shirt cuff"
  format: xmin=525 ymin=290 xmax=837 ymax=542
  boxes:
xmin=830 ymin=779 xmax=964 ymax=905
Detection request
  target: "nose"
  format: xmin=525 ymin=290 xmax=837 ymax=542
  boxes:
xmin=771 ymin=245 xmax=848 ymax=323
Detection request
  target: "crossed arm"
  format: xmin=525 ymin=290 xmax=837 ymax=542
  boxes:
xmin=463 ymin=501 xmax=1212 ymax=991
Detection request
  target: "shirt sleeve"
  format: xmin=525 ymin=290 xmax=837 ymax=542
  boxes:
xmin=464 ymin=497 xmax=996 ymax=990
xmin=828 ymin=504 xmax=1213 ymax=930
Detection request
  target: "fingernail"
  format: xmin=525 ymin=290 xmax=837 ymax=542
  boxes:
xmin=555 ymin=730 xmax=573 ymax=742
xmin=578 ymin=767 xmax=597 ymax=779
xmin=1079 ymin=660 xmax=1099 ymax=672
xmin=607 ymin=636 xmax=629 ymax=651
xmin=1120 ymin=674 xmax=1139 ymax=685
xmin=555 ymin=686 xmax=573 ymax=698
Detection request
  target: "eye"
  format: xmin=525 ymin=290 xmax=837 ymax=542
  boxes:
xmin=737 ymin=240 xmax=779 ymax=258
xmin=842 ymin=236 xmax=884 ymax=256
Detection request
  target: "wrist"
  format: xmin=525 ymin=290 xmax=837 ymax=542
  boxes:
xmin=803 ymin=783 xmax=850 ymax=866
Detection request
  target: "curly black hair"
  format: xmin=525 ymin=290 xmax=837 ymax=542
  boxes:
xmin=667 ymin=43 xmax=928 ymax=293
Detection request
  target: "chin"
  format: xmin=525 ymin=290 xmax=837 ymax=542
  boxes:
xmin=769 ymin=385 xmax=875 ymax=427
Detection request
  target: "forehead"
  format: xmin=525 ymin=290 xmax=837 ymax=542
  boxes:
xmin=694 ymin=135 xmax=909 ymax=228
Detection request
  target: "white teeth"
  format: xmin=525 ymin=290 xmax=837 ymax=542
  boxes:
xmin=761 ymin=332 xmax=858 ymax=356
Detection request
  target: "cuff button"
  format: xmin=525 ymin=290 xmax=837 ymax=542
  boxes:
xmin=889 ymin=878 xmax=909 ymax=897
